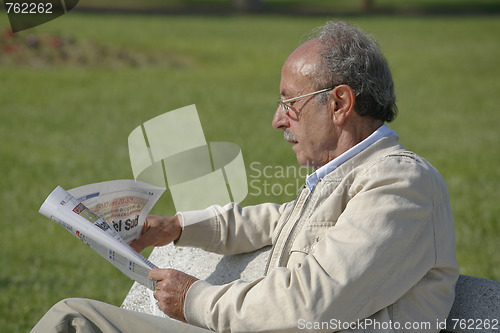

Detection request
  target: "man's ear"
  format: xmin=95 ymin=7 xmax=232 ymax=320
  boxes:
xmin=329 ymin=85 xmax=356 ymax=126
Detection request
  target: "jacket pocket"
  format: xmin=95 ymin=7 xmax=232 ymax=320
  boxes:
xmin=287 ymin=221 xmax=337 ymax=268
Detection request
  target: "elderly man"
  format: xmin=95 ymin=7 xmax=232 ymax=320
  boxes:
xmin=31 ymin=21 xmax=459 ymax=333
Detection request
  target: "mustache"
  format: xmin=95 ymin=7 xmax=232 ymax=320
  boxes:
xmin=283 ymin=130 xmax=297 ymax=142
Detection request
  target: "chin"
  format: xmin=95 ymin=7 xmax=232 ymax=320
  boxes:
xmin=296 ymin=156 xmax=321 ymax=169
xmin=294 ymin=148 xmax=318 ymax=168
xmin=295 ymin=156 xmax=312 ymax=168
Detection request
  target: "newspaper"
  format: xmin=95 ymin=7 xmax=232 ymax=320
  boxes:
xmin=39 ymin=180 xmax=165 ymax=291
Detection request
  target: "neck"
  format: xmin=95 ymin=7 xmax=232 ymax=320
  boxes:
xmin=328 ymin=117 xmax=383 ymax=163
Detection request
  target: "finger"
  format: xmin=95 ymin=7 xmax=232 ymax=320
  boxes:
xmin=129 ymin=229 xmax=158 ymax=253
xmin=128 ymin=239 xmax=141 ymax=253
xmin=149 ymin=268 xmax=167 ymax=281
xmin=128 ymin=239 xmax=144 ymax=253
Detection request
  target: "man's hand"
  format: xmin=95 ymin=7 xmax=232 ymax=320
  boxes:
xmin=150 ymin=268 xmax=199 ymax=322
xmin=129 ymin=215 xmax=182 ymax=253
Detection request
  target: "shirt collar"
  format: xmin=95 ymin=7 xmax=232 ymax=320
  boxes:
xmin=305 ymin=124 xmax=398 ymax=191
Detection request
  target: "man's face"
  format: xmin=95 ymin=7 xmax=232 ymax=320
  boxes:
xmin=272 ymin=41 xmax=338 ymax=169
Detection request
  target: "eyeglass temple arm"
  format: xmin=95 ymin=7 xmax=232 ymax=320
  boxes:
xmin=281 ymin=86 xmax=335 ymax=103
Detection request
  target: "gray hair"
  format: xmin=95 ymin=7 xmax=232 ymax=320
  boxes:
xmin=310 ymin=21 xmax=397 ymax=122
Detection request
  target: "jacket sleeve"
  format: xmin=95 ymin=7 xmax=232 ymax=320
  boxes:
xmin=182 ymin=156 xmax=456 ymax=332
xmin=175 ymin=201 xmax=292 ymax=255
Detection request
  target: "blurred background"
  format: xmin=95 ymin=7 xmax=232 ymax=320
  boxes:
xmin=1 ymin=1 xmax=499 ymax=331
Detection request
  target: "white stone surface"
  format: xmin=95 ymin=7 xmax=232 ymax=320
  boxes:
xmin=121 ymin=244 xmax=270 ymax=315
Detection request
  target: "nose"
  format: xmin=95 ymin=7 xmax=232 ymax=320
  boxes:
xmin=272 ymin=104 xmax=290 ymax=129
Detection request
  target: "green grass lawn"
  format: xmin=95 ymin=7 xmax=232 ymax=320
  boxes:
xmin=0 ymin=11 xmax=499 ymax=332
xmin=75 ymin=0 xmax=500 ymax=13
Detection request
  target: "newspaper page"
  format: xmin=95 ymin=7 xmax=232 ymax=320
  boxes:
xmin=39 ymin=185 xmax=162 ymax=290
xmin=67 ymin=180 xmax=165 ymax=243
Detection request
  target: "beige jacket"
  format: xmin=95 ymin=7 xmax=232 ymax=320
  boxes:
xmin=177 ymin=134 xmax=459 ymax=332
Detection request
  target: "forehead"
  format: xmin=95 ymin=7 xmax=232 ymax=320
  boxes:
xmin=281 ymin=40 xmax=323 ymax=94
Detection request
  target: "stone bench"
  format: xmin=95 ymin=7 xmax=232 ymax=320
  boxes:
xmin=442 ymin=275 xmax=500 ymax=333
xmin=122 ymin=246 xmax=500 ymax=332
xmin=122 ymin=245 xmax=270 ymax=316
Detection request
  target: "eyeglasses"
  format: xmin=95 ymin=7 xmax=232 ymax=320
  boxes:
xmin=277 ymin=86 xmax=335 ymax=112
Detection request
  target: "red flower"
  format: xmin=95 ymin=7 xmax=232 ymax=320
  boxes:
xmin=2 ymin=43 xmax=20 ymax=53
xmin=2 ymin=28 xmax=16 ymax=39
xmin=49 ymin=37 xmax=62 ymax=49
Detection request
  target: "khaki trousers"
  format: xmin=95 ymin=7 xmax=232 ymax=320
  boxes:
xmin=30 ymin=298 xmax=211 ymax=333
